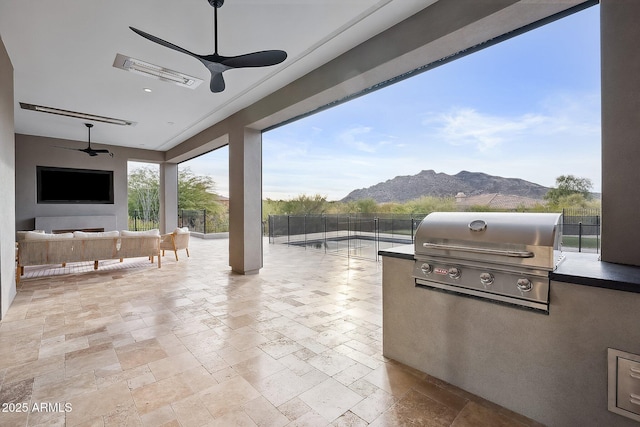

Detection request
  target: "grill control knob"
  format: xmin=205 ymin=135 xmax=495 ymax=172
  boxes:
xmin=448 ymin=267 xmax=461 ymax=279
xmin=420 ymin=263 xmax=432 ymax=274
xmin=517 ymin=278 xmax=533 ymax=292
xmin=480 ymin=272 xmax=494 ymax=286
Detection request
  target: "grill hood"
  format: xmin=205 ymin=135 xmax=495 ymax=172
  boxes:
xmin=414 ymin=212 xmax=562 ymax=271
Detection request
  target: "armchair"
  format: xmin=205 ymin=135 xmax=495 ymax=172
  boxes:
xmin=160 ymin=227 xmax=190 ymax=261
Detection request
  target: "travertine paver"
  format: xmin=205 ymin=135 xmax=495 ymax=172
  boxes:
xmin=1 ymin=238 xmax=542 ymax=426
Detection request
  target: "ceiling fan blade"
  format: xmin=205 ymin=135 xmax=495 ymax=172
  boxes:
xmin=209 ymin=72 xmax=225 ymax=93
xmin=54 ymin=146 xmax=83 ymax=152
xmin=220 ymin=50 xmax=287 ymax=68
xmin=86 ymin=149 xmax=113 ymax=157
xmin=130 ymin=4 xmax=287 ymax=94
xmin=54 ymin=146 xmax=111 ymax=157
xmin=130 ymin=27 xmax=199 ymax=59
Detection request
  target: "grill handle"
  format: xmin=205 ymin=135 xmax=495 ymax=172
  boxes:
xmin=422 ymin=243 xmax=534 ymax=258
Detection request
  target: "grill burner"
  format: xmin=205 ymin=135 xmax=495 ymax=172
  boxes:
xmin=413 ymin=212 xmax=563 ymax=313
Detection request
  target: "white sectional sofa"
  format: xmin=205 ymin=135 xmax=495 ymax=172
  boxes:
xmin=16 ymin=229 xmax=161 ymax=282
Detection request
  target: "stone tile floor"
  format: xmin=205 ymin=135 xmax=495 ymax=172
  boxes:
xmin=1 ymin=238 xmax=544 ymax=426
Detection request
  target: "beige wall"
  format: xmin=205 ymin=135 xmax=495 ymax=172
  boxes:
xmin=382 ymin=256 xmax=640 ymax=427
xmin=0 ymin=36 xmax=15 ymax=318
xmin=14 ymin=134 xmax=164 ymax=232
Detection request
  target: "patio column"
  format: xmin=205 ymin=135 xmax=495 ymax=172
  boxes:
xmin=159 ymin=162 xmax=179 ymax=234
xmin=600 ymin=0 xmax=640 ymax=266
xmin=228 ymin=127 xmax=262 ymax=275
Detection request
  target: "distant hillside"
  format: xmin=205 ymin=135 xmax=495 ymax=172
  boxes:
xmin=341 ymin=170 xmax=550 ymax=203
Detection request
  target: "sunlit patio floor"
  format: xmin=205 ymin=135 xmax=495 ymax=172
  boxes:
xmin=1 ymin=237 xmax=543 ymax=426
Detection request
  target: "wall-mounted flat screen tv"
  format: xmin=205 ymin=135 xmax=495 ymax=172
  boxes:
xmin=37 ymin=166 xmax=114 ymax=204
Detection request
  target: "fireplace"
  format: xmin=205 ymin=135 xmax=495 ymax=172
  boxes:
xmin=52 ymin=227 xmax=105 ymax=234
xmin=35 ymin=215 xmax=117 ymax=233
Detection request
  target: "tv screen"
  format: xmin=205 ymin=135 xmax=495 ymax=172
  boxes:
xmin=37 ymin=166 xmax=114 ymax=204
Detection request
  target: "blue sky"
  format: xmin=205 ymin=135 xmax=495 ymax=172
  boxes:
xmin=183 ymin=4 xmax=601 ymax=201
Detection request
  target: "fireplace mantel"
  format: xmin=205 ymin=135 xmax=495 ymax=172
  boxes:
xmin=35 ymin=215 xmax=117 ymax=233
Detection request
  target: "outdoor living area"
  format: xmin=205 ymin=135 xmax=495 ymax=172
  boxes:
xmin=1 ymin=237 xmax=541 ymax=426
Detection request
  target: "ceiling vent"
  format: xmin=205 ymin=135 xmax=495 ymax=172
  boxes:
xmin=19 ymin=103 xmax=135 ymax=126
xmin=113 ymin=53 xmax=203 ymax=89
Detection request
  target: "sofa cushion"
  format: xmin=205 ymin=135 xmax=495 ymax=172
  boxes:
xmin=73 ymin=230 xmax=120 ymax=238
xmin=173 ymin=227 xmax=190 ymax=234
xmin=16 ymin=230 xmax=44 ymax=241
xmin=120 ymin=229 xmax=160 ymax=236
xmin=24 ymin=231 xmax=74 ymax=240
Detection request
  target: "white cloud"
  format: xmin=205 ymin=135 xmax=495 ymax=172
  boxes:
xmin=335 ymin=126 xmax=405 ymax=153
xmin=337 ymin=126 xmax=376 ymax=153
xmin=422 ymin=94 xmax=601 ymax=161
xmin=424 ymin=108 xmax=547 ymax=151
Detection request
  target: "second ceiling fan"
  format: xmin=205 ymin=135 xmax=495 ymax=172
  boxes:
xmin=130 ymin=0 xmax=287 ymax=93
xmin=55 ymin=123 xmax=113 ymax=157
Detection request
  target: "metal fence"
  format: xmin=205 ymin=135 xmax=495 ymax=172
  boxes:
xmin=128 ymin=209 xmax=229 ymax=233
xmin=268 ymin=209 xmax=602 ymax=260
xmin=129 ymin=208 xmax=601 ymax=253
xmin=268 ymin=214 xmax=426 ymax=261
xmin=562 ymin=207 xmax=600 ymax=253
xmin=128 ymin=210 xmax=159 ymax=231
xmin=178 ymin=209 xmax=229 ymax=234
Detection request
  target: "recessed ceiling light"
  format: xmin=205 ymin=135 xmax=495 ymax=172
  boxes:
xmin=143 ymin=88 xmax=152 ymax=93
xmin=19 ymin=102 xmax=135 ymax=126
xmin=113 ymin=53 xmax=203 ymax=89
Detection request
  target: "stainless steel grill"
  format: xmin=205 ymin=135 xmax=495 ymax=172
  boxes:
xmin=413 ymin=212 xmax=563 ymax=313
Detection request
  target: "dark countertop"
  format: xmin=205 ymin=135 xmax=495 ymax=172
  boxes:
xmin=378 ymin=245 xmax=414 ymax=260
xmin=551 ymin=252 xmax=640 ymax=293
xmin=379 ymin=246 xmax=640 ymax=294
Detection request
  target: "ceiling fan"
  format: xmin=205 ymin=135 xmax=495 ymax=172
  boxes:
xmin=129 ymin=0 xmax=287 ymax=93
xmin=55 ymin=123 xmax=114 ymax=157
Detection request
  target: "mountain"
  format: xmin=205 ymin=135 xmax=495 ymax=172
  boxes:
xmin=340 ymin=170 xmax=550 ymax=203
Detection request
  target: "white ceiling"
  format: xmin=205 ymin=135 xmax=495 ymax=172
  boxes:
xmin=0 ymin=0 xmax=434 ymax=152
